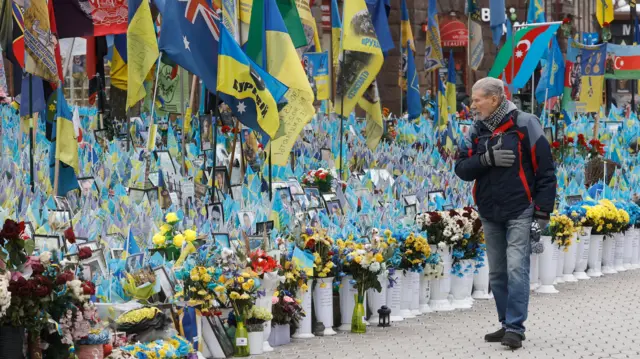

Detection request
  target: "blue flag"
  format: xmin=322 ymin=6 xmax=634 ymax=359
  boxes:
xmin=489 ymin=0 xmax=505 ymax=46
xmin=406 ymin=42 xmax=421 ymax=120
xmin=126 ymin=227 xmax=141 ymax=256
xmin=20 ymin=75 xmax=45 ymax=117
xmin=365 ymin=0 xmax=394 ymax=54
xmin=158 ymin=0 xmax=220 ymax=93
xmin=535 ymin=36 xmax=564 ymax=102
xmin=527 ymin=0 xmax=545 ymax=24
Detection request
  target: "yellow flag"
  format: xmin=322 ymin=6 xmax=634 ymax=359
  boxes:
xmin=335 ymin=0 xmax=384 ymax=117
xmin=126 ymin=0 xmax=160 ymax=109
xmin=295 ymin=0 xmax=322 ymax=53
xmin=357 ymin=81 xmax=384 ymax=150
xmin=595 ymin=0 xmax=613 ymax=27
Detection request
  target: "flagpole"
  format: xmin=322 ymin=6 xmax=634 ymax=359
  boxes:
xmin=150 ymin=53 xmax=163 ymax=124
xmin=212 ymin=106 xmax=218 ymax=202
xmin=339 ymin=49 xmax=345 ymax=182
xmin=632 ymin=3 xmax=637 ymax=113
xmin=29 ymin=74 xmax=35 ymax=193
xmin=399 ymin=22 xmax=403 ymax=116
xmin=180 ymin=68 xmax=187 ymax=176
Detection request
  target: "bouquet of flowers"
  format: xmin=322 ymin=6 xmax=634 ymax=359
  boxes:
xmin=563 ymin=203 xmax=587 ymax=228
xmin=551 ymin=136 xmax=573 ymax=162
xmin=450 ymin=207 xmax=486 ymax=276
xmin=151 ymin=213 xmax=198 ymax=260
xmin=279 ymin=254 xmax=310 ymax=294
xmin=0 ymin=218 xmax=35 ymax=270
xmin=111 ymin=335 xmax=192 ymax=359
xmin=301 ymin=168 xmax=333 ymax=192
xmin=297 ymin=227 xmax=335 ymax=279
xmin=544 ymin=214 xmax=575 ymax=251
xmin=213 ymin=268 xmax=260 ymax=321
xmin=122 ymin=267 xmax=157 ymax=302
xmin=174 ymin=265 xmax=218 ymax=314
xmin=249 ymin=249 xmax=280 ymax=276
xmin=389 ymin=231 xmax=431 ymax=273
xmin=584 ymin=203 xmax=608 ymax=235
xmin=245 ymin=305 xmax=273 ymax=332
xmin=271 ymin=290 xmax=304 ymax=326
xmin=423 ymin=251 xmax=444 ymax=280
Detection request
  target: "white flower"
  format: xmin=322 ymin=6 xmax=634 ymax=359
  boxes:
xmin=0 ymin=272 xmax=11 ymax=319
xmin=39 ymin=251 xmax=52 ymax=265
xmin=437 ymin=242 xmax=447 ymax=251
xmin=443 ymin=229 xmax=452 ymax=237
xmin=221 ymin=248 xmax=234 ymax=258
xmin=369 ymin=261 xmax=381 ymax=273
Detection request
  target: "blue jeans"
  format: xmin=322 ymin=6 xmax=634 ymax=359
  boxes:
xmin=480 ymin=206 xmax=533 ymax=336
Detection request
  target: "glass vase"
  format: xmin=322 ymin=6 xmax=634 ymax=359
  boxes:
xmin=234 ymin=321 xmax=250 ymax=357
xmin=351 ymin=294 xmax=366 ymax=333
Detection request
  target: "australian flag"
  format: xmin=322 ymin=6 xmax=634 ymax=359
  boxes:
xmin=159 ymin=0 xmax=220 ymax=94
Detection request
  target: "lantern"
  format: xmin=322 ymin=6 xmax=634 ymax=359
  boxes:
xmin=377 ymin=306 xmax=391 ymax=327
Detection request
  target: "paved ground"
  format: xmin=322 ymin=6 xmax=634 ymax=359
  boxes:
xmin=258 ymin=269 xmax=640 ymax=359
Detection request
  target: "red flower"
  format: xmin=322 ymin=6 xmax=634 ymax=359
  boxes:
xmin=0 ymin=219 xmax=22 ymax=241
xmin=603 ymin=21 xmax=610 ymax=27
xmin=305 ymin=238 xmax=316 ymax=249
xmin=565 ymin=136 xmax=574 ymax=143
xmin=318 ymin=172 xmax=327 ymax=180
xmin=258 ymin=144 xmax=264 ymax=150
xmin=231 ymin=127 xmax=240 ymax=134
xmin=55 ymin=270 xmax=75 ymax=285
xmin=562 ymin=17 xmax=571 ymax=24
xmin=64 ymin=227 xmax=76 ymax=244
xmin=577 ymin=134 xmax=585 ymax=141
xmin=78 ymin=246 xmax=93 ymax=260
xmin=32 ymin=275 xmax=52 ymax=297
xmin=82 ymin=281 xmax=96 ymax=295
xmin=103 ymin=344 xmax=113 ymax=357
xmin=551 ymin=141 xmax=561 ymax=149
xmin=221 ymin=125 xmax=231 ymax=134
xmin=31 ymin=263 xmax=45 ymax=275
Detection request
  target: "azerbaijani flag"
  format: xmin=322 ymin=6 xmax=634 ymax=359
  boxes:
xmin=604 ymin=44 xmax=640 ymax=80
xmin=488 ymin=24 xmax=560 ymax=89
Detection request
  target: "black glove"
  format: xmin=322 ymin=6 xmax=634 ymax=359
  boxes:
xmin=480 ymin=143 xmax=516 ymax=167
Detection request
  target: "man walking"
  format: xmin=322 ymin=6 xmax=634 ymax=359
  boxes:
xmin=454 ymin=78 xmax=556 ymax=349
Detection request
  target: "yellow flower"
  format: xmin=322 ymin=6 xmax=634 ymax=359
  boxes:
xmin=173 ymin=234 xmax=185 ymax=247
xmin=165 ymin=212 xmax=179 ymax=223
xmin=247 ymin=279 xmax=255 ymax=287
xmin=229 ymin=291 xmax=240 ymax=300
xmin=214 ymin=286 xmax=225 ymax=293
xmin=184 ymin=229 xmax=197 ymax=242
xmin=240 ymin=293 xmax=250 ymax=300
xmin=202 ymin=274 xmax=212 ymax=283
xmin=198 ymin=290 xmax=207 ymax=296
xmin=242 ymin=282 xmax=253 ymax=291
xmin=274 ymin=291 xmax=279 ymax=297
xmin=219 ymin=275 xmax=227 ymax=283
xmin=152 ymin=233 xmax=165 ymax=246
xmin=242 ymin=272 xmax=251 ymax=278
xmin=301 ymin=283 xmax=309 ymax=292
xmin=237 ymin=276 xmax=245 ymax=283
xmin=354 ymin=256 xmax=362 ymax=264
xmin=160 ymin=224 xmax=172 ymax=234
xmin=384 ymin=229 xmax=392 ymax=237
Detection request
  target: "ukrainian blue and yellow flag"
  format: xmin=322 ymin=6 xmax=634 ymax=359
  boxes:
xmin=576 ymin=44 xmax=606 ymax=113
xmin=126 ymin=0 xmax=159 ymax=109
xmin=331 ymin=0 xmax=341 ymax=69
xmin=246 ymin=0 xmax=315 ymax=167
xmin=335 ymin=0 xmax=384 ymax=117
xmin=406 ymin=43 xmax=421 ymax=120
xmin=438 ymin=75 xmax=449 ymax=130
xmin=110 ymin=34 xmax=128 ymax=91
xmin=399 ymin=0 xmax=414 ymax=90
xmin=217 ymin=26 xmax=287 ymax=140
xmin=424 ymin=0 xmax=443 ymax=71
xmin=446 ymin=50 xmax=457 ymax=114
xmin=55 ymin=88 xmax=79 ymax=174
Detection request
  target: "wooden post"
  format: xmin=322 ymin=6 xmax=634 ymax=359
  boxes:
xmin=228 ymin=120 xmax=240 ymax=178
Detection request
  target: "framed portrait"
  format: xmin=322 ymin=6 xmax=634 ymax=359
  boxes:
xmin=128 ymin=188 xmax=147 ymax=204
xmin=81 ymin=251 xmax=107 ymax=280
xmin=200 ymin=114 xmax=214 ymax=151
xmin=213 ymin=166 xmax=230 ymax=194
xmin=304 ymin=187 xmax=323 ymax=208
xmin=77 ymin=177 xmax=96 ymax=195
xmin=54 ymin=196 xmax=73 ymax=214
xmin=307 ymin=209 xmax=320 ymax=227
xmin=230 ymin=184 xmax=242 ymax=201
xmin=273 ymin=181 xmax=289 ymax=190
xmin=202 ymin=315 xmax=234 ymax=358
xmin=320 ymin=147 xmax=333 ymax=164
xmin=125 ymin=253 xmax=145 ymax=272
xmin=404 ymin=204 xmax=417 ymax=218
xmin=154 ymin=150 xmax=178 ymax=175
xmin=207 ymin=202 xmax=225 ymax=229
xmin=212 ymin=233 xmax=231 ymax=249
xmin=566 ymin=195 xmax=583 ymax=205
xmin=111 ymin=248 xmax=124 ymax=260
xmin=153 ymin=266 xmax=175 ymax=300
xmin=248 ymin=236 xmax=264 ymax=251
xmin=326 ymin=199 xmax=343 ymax=216
xmin=544 ymin=127 xmax=553 ymax=144
xmin=403 ymin=194 xmax=417 ymax=206
xmin=237 ymin=211 xmax=255 ymax=233
xmin=294 ymin=194 xmax=310 ymax=210
xmin=34 ymin=235 xmax=65 ymax=253
xmin=286 ymin=179 xmax=304 ymax=196
xmin=428 ymin=190 xmax=446 ymax=203
xmin=48 ymin=209 xmax=71 ymax=232
xmin=322 ymin=192 xmax=337 ymax=203
xmin=93 ymin=129 xmax=108 ymax=148
xmin=255 ymin=221 xmax=274 ymax=236
xmin=276 ymin=187 xmax=293 ymax=209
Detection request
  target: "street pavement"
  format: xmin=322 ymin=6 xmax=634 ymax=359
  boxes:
xmin=257 ymin=269 xmax=640 ymax=359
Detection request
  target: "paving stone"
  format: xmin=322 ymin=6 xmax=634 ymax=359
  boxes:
xmin=257 ymin=270 xmax=640 ymax=358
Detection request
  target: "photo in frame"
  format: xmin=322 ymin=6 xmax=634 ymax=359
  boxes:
xmin=566 ymin=195 xmax=583 ymax=205
xmin=294 ymin=194 xmax=310 ymax=211
xmin=213 ymin=233 xmax=231 ymax=249
xmin=320 ymin=147 xmax=333 ymax=165
xmin=404 ymin=204 xmax=417 ymax=218
xmin=81 ymin=251 xmax=107 ymax=280
xmin=125 ymin=253 xmax=145 ymax=272
xmin=326 ymin=199 xmax=343 ymax=216
xmin=200 ymin=114 xmax=214 ymax=151
xmin=34 ymin=235 xmax=65 ymax=253
xmin=403 ymin=194 xmax=417 ymax=206
xmin=544 ymin=127 xmax=553 ymax=144
xmin=202 ymin=315 xmax=234 ymax=358
xmin=230 ymin=184 xmax=242 ymax=201
xmin=286 ymin=179 xmax=304 ymax=195
xmin=77 ymin=177 xmax=96 ymax=195
xmin=207 ymin=202 xmax=225 ymax=229
xmin=304 ymin=187 xmax=323 ymax=208
xmin=255 ymin=221 xmax=274 ymax=236
xmin=237 ymin=211 xmax=255 ymax=233
xmin=154 ymin=150 xmax=178 ymax=175
xmin=248 ymin=235 xmax=265 ymax=250
xmin=153 ymin=266 xmax=175 ymax=302
xmin=213 ymin=166 xmax=230 ymax=194
xmin=276 ymin=187 xmax=294 ymax=211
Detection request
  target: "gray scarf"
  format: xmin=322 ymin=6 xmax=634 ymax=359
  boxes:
xmin=481 ymin=100 xmax=510 ymax=132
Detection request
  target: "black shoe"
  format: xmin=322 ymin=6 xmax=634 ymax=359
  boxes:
xmin=501 ymin=331 xmax=524 ymax=349
xmin=484 ymin=328 xmax=506 ymax=342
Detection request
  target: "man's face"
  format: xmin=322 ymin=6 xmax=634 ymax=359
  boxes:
xmin=471 ymin=89 xmax=500 ymax=120
xmin=243 ymin=214 xmax=251 ymax=227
